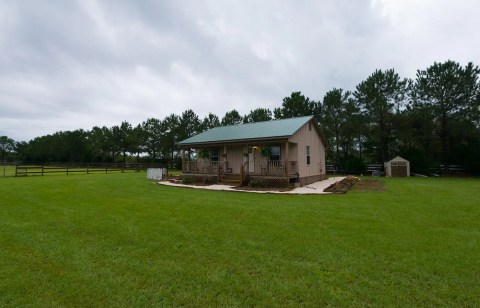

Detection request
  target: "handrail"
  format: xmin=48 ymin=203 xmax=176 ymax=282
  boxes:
xmin=256 ymin=160 xmax=297 ymax=176
xmin=183 ymin=159 xmax=297 ymax=177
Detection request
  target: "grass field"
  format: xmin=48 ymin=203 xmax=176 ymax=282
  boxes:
xmin=0 ymin=164 xmax=16 ymax=177
xmin=1 ymin=173 xmax=479 ymax=306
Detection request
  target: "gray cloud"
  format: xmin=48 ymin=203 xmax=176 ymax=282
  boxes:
xmin=1 ymin=0 xmax=479 ymax=141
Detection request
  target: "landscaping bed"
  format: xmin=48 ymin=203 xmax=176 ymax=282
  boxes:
xmin=353 ymin=179 xmax=385 ymax=192
xmin=324 ymin=175 xmax=359 ymax=193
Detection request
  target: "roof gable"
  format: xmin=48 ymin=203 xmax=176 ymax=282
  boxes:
xmin=179 ymin=116 xmax=315 ymax=146
xmin=386 ymin=155 xmax=409 ymax=163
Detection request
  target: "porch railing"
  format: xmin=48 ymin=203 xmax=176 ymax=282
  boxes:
xmin=184 ymin=160 xmax=297 ymax=177
xmin=183 ymin=160 xmax=224 ymax=174
xmin=248 ymin=160 xmax=297 ymax=176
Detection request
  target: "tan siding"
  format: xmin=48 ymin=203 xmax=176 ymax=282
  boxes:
xmin=289 ymin=121 xmax=326 ymax=178
xmin=288 ymin=143 xmax=298 ymax=161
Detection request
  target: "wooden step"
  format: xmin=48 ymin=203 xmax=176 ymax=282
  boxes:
xmin=220 ymin=174 xmax=241 ymax=186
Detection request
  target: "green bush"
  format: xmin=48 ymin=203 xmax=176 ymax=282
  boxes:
xmin=181 ymin=176 xmax=192 ymax=184
xmin=248 ymin=179 xmax=265 ymax=188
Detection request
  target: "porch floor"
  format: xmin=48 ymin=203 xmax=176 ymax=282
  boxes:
xmin=181 ymin=173 xmax=298 ymax=179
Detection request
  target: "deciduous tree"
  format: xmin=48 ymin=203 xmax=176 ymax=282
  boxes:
xmin=0 ymin=136 xmax=15 ymax=162
xmin=89 ymin=126 xmax=112 ymax=163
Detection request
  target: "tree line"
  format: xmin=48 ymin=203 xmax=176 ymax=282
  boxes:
xmin=1 ymin=60 xmax=479 ymax=174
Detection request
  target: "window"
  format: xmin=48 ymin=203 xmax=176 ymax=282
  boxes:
xmin=210 ymin=149 xmax=219 ymax=161
xmin=270 ymin=145 xmax=281 ymax=161
xmin=306 ymin=146 xmax=311 ymax=165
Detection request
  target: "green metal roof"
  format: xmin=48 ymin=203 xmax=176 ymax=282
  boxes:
xmin=178 ymin=116 xmax=315 ymax=146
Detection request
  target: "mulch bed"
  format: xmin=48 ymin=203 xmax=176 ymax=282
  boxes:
xmin=324 ymin=176 xmax=359 ymax=193
xmin=351 ymin=179 xmax=385 ymax=192
xmin=324 ymin=176 xmax=385 ymax=194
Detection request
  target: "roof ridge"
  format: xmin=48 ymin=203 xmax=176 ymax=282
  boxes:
xmin=218 ymin=115 xmax=314 ymax=129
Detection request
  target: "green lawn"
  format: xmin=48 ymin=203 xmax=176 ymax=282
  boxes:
xmin=0 ymin=173 xmax=479 ymax=306
xmin=0 ymin=164 xmax=16 ymax=177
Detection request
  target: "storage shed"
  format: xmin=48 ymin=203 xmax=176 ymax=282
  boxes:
xmin=384 ymin=156 xmax=410 ymax=177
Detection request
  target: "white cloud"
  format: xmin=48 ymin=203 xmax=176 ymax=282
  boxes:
xmin=370 ymin=0 xmax=480 ymax=75
xmin=1 ymin=0 xmax=479 ymax=141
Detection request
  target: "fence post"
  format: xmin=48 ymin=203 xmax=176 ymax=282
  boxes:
xmin=41 ymin=165 xmax=44 ymax=176
xmin=15 ymin=165 xmax=18 ymax=177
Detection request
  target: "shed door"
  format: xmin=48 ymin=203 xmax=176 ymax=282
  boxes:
xmin=391 ymin=161 xmax=407 ymax=177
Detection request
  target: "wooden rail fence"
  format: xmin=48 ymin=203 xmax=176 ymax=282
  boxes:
xmin=0 ymin=163 xmax=167 ymax=177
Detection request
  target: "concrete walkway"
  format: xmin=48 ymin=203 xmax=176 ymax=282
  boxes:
xmin=157 ymin=176 xmax=345 ymax=195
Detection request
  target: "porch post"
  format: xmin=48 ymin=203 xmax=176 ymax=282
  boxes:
xmin=285 ymin=140 xmax=289 ymax=159
xmin=181 ymin=148 xmax=185 ymax=173
xmin=285 ymin=141 xmax=289 ymax=176
xmin=223 ymin=144 xmax=227 ymax=170
xmin=246 ymin=144 xmax=249 ymax=175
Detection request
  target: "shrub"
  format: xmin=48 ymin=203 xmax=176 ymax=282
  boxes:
xmin=248 ymin=179 xmax=265 ymax=188
xmin=181 ymin=176 xmax=192 ymax=184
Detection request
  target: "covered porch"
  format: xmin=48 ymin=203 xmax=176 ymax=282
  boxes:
xmin=182 ymin=159 xmax=298 ymax=177
xmin=180 ymin=140 xmax=299 ymax=184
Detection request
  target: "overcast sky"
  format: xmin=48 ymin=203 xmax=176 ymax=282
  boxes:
xmin=1 ymin=0 xmax=479 ymax=141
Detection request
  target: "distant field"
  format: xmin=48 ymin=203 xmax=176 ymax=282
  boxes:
xmin=0 ymin=173 xmax=479 ymax=306
xmin=0 ymin=164 xmax=16 ymax=177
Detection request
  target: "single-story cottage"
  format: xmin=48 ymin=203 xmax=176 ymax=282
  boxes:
xmin=178 ymin=116 xmax=327 ymax=187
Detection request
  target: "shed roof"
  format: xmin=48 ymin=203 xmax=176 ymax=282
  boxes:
xmin=178 ymin=116 xmax=315 ymax=146
xmin=385 ymin=155 xmax=409 ymax=163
